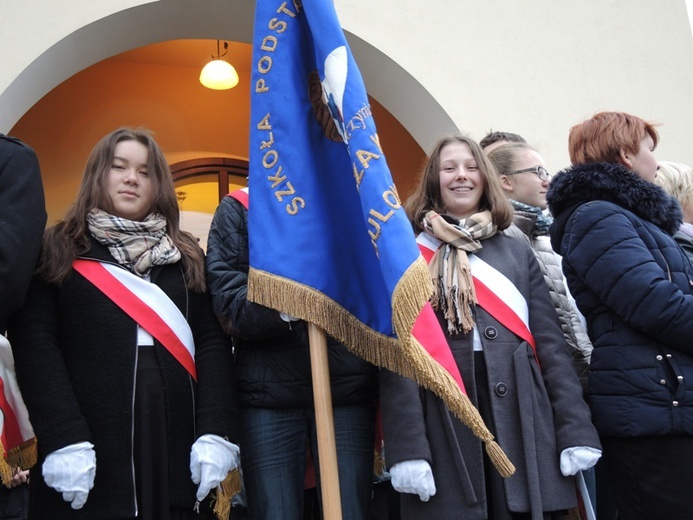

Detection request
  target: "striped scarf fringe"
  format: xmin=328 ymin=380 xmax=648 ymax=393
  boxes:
xmin=424 ymin=210 xmax=497 ymax=334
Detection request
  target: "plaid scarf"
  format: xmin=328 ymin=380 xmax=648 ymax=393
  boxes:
xmin=510 ymin=199 xmax=553 ymax=237
xmin=422 ymin=210 xmax=497 ymax=335
xmin=87 ymin=209 xmax=181 ymax=277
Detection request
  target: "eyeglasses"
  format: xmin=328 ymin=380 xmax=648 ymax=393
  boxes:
xmin=506 ymin=166 xmax=551 ymax=181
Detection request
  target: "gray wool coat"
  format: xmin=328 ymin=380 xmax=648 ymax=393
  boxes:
xmin=380 ymin=233 xmax=600 ymax=520
xmin=505 ymin=212 xmax=592 ymax=395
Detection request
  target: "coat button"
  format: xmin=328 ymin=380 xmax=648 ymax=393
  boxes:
xmin=656 ymin=355 xmax=663 ymax=361
xmin=484 ymin=327 xmax=498 ymax=340
xmin=495 ymin=382 xmax=508 ymax=396
xmin=660 ymin=379 xmax=667 ymax=385
xmin=673 ymin=401 xmax=680 ymax=407
xmin=678 ymin=376 xmax=684 ymax=382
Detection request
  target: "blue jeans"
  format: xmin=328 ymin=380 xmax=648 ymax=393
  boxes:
xmin=239 ymin=404 xmax=375 ymax=520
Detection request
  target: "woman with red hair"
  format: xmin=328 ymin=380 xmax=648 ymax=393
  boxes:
xmin=547 ymin=112 xmax=693 ymax=518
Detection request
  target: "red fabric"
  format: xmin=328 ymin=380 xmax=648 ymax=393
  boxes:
xmin=417 ymin=239 xmax=539 ymax=372
xmin=305 ymin=449 xmax=316 ymax=489
xmin=0 ymin=378 xmax=22 ymax=456
xmin=227 ymin=189 xmax=248 ymax=208
xmin=412 ymin=303 xmax=467 ymax=394
xmin=73 ymin=259 xmax=197 ymax=380
xmin=472 ymin=277 xmax=536 ymax=353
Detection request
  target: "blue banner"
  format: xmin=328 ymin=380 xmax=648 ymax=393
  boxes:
xmin=246 ymin=0 xmax=513 ymax=476
xmin=248 ymin=0 xmax=425 ymax=341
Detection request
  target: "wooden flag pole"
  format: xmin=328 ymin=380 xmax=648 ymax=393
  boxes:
xmin=308 ymin=322 xmax=343 ymax=520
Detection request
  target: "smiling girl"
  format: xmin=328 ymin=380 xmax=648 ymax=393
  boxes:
xmin=379 ymin=135 xmax=600 ymax=520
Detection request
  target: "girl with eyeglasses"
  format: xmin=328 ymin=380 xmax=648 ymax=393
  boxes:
xmin=487 ymin=143 xmax=592 ymax=397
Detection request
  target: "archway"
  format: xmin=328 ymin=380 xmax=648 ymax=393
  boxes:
xmin=0 ymin=0 xmax=456 ymax=151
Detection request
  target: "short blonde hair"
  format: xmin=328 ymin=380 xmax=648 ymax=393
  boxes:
xmin=654 ymin=161 xmax=693 ymax=212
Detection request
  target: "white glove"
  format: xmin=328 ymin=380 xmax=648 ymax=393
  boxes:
xmin=190 ymin=434 xmax=240 ymax=502
xmin=559 ymin=446 xmax=601 ymax=476
xmin=43 ymin=441 xmax=96 ymax=509
xmin=390 ymin=459 xmax=436 ymax=502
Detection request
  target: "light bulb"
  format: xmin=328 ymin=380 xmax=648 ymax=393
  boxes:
xmin=199 ymin=59 xmax=239 ymax=90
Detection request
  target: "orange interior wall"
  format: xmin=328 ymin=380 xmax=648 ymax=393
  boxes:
xmin=10 ymin=41 xmax=424 ymax=225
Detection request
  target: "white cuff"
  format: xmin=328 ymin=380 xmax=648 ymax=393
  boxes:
xmin=190 ymin=434 xmax=240 ymax=501
xmin=43 ymin=441 xmax=96 ymax=509
xmin=560 ymin=446 xmax=601 ymax=476
xmin=390 ymin=459 xmax=436 ymax=502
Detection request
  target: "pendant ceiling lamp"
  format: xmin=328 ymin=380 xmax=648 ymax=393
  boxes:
xmin=199 ymin=40 xmax=239 ymax=90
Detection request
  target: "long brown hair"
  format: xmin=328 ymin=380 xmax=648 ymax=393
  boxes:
xmin=405 ymin=134 xmax=513 ymax=234
xmin=39 ymin=127 xmax=206 ymax=291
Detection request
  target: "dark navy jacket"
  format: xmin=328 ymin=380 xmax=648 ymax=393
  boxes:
xmin=205 ymin=195 xmax=377 ymax=410
xmin=548 ymin=161 xmax=693 ymax=437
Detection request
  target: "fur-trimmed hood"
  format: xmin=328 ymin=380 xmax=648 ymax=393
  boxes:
xmin=547 ymin=162 xmax=682 ymax=246
xmin=545 ymin=162 xmax=693 ymax=441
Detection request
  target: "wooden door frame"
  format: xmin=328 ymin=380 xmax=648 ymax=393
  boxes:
xmin=170 ymin=157 xmax=248 ymax=203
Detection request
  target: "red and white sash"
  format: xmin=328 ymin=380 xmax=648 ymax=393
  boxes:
xmin=416 ymin=232 xmax=537 ymax=355
xmin=230 ymin=187 xmax=469 ymax=394
xmin=228 ymin=187 xmax=249 ymax=207
xmin=0 ymin=335 xmax=36 ymax=482
xmin=73 ymin=259 xmax=197 ymax=380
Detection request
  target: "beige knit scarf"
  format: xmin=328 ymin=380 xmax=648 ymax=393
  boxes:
xmin=422 ymin=210 xmax=497 ymax=334
xmin=87 ymin=208 xmax=181 ymax=277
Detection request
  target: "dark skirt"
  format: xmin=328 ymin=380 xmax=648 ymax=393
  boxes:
xmin=600 ymin=435 xmax=693 ymax=519
xmin=134 ymin=347 xmax=213 ymax=520
xmin=475 ymin=352 xmax=564 ymax=520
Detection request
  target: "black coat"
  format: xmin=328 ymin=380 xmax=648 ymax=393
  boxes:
xmin=205 ymin=195 xmax=377 ymax=409
xmin=548 ymin=162 xmax=693 ymax=437
xmin=0 ymin=135 xmax=46 ymax=332
xmin=8 ymin=240 xmax=237 ymax=519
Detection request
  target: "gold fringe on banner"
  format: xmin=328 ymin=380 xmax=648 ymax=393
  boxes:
xmin=213 ymin=467 xmax=242 ymax=520
xmin=248 ymin=258 xmax=515 ymax=478
xmin=0 ymin=437 xmax=37 ymax=487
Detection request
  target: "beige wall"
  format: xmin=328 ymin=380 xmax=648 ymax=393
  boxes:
xmin=336 ymin=0 xmax=693 ymax=169
xmin=3 ymin=0 xmax=693 ymax=177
